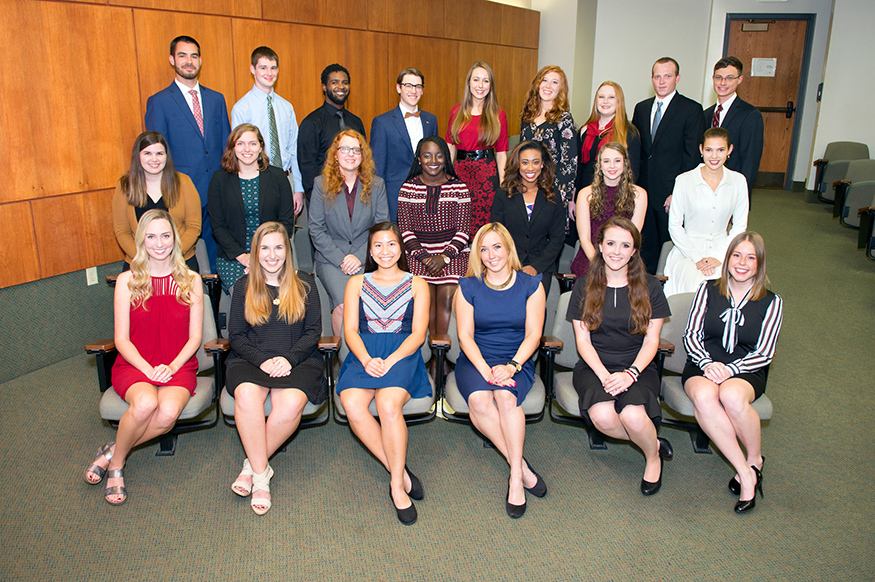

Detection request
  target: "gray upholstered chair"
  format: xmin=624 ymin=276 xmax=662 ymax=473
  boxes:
xmin=834 ymin=159 xmax=875 ymax=227
xmin=813 ymin=141 xmax=869 ymax=203
xmin=659 ymin=292 xmax=773 ymax=454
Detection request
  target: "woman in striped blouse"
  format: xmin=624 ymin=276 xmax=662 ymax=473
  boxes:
xmin=682 ymin=231 xmax=783 ymax=513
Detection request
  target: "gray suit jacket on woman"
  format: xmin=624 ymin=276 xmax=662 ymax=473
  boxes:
xmin=309 ymin=175 xmax=389 ymax=309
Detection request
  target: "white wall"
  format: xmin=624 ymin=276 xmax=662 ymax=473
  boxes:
xmin=807 ymin=0 xmax=875 ymax=188
xmin=532 ymin=0 xmax=581 ymax=102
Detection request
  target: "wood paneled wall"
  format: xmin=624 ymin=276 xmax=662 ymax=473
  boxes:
xmin=1 ymin=0 xmax=538 ymax=288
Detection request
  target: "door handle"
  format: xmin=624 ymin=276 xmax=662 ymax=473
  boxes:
xmin=757 ymin=101 xmax=795 ymax=118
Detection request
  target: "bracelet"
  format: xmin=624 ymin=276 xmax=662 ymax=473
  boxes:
xmin=628 ymin=365 xmax=640 ymax=376
xmin=624 ymin=368 xmax=638 ymax=382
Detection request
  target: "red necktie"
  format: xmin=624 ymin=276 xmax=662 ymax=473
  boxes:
xmin=189 ymin=90 xmax=205 ymax=136
xmin=711 ymin=103 xmax=723 ymax=128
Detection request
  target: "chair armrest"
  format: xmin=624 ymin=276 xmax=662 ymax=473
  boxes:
xmin=204 ymin=338 xmax=230 ymax=353
xmin=429 ymin=334 xmax=451 ymax=349
xmin=202 ymin=273 xmax=219 ymax=283
xmin=859 ymin=206 xmax=875 ymax=215
xmin=540 ymin=335 xmax=563 ymax=351
xmin=553 ymin=272 xmax=577 ymax=294
xmin=105 ymin=275 xmax=118 ymax=287
xmin=654 ymin=275 xmax=668 ymax=286
xmin=813 ymin=158 xmax=827 ymax=167
xmin=833 ymin=180 xmax=852 ymax=218
xmin=319 ymin=336 xmax=341 ymax=351
xmin=85 ymin=339 xmax=116 ymax=354
xmin=658 ymin=338 xmax=675 ymax=354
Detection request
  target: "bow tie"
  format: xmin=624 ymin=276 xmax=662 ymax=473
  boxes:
xmin=404 ymin=111 xmax=421 ymax=118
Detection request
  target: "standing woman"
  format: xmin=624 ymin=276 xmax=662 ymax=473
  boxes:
xmin=446 ymin=62 xmax=509 ymax=239
xmin=397 ymin=135 xmax=471 ymax=340
xmin=226 ymin=222 xmax=326 ymax=516
xmin=571 ymin=142 xmax=647 ymax=277
xmin=567 ymin=217 xmax=671 ymax=495
xmin=576 ymin=81 xmax=641 ymax=193
xmin=113 ymin=131 xmax=201 ymax=272
xmin=663 ymin=128 xmax=749 ymax=297
xmin=454 ymin=223 xmax=547 ymax=519
xmin=336 ymin=223 xmax=431 ymax=525
xmin=491 ymin=140 xmax=565 ymax=299
xmin=519 ymin=65 xmax=578 ymax=221
xmin=83 ymin=209 xmax=203 ymax=505
xmin=208 ymin=123 xmax=295 ymax=294
xmin=683 ymin=232 xmax=782 ymax=513
xmin=309 ymin=130 xmax=389 ymax=336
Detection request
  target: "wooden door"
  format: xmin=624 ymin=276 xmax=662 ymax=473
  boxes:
xmin=726 ymin=17 xmax=810 ymax=189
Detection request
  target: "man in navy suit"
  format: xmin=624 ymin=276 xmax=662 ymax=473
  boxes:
xmin=369 ymin=67 xmax=438 ymax=221
xmin=703 ymin=56 xmax=764 ymax=199
xmin=632 ymin=57 xmax=704 ymax=273
xmin=145 ymin=35 xmax=231 ymax=272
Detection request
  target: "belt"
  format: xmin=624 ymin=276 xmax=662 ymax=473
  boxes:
xmin=456 ymin=148 xmax=495 ymax=161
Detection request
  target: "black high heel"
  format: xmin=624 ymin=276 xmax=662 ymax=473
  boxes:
xmin=640 ymin=456 xmax=663 ymax=496
xmin=734 ymin=466 xmax=763 ymax=514
xmin=729 ymin=456 xmax=765 ymax=495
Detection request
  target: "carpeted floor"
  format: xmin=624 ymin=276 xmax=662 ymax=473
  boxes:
xmin=1 ymin=190 xmax=873 ymax=582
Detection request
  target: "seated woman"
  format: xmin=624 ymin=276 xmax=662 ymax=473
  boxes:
xmin=491 ymin=140 xmax=565 ymax=299
xmin=309 ymin=130 xmax=389 ymax=336
xmin=83 ymin=209 xmax=203 ymax=505
xmin=397 ymin=135 xmax=470 ymax=341
xmin=567 ymin=217 xmax=671 ymax=495
xmin=572 ymin=142 xmax=647 ymax=277
xmin=226 ymin=222 xmax=326 ymax=516
xmin=683 ymin=232 xmax=783 ymax=513
xmin=335 ymin=222 xmax=430 ymax=525
xmin=454 ymin=223 xmax=547 ymax=519
xmin=663 ymin=127 xmax=749 ymax=297
xmin=112 ymin=131 xmax=201 ymax=272
xmin=208 ymin=123 xmax=295 ymax=294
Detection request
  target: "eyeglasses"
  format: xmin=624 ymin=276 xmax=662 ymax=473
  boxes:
xmin=338 ymin=146 xmax=363 ymax=155
xmin=713 ymin=75 xmax=740 ymax=82
xmin=400 ymin=83 xmax=424 ymax=91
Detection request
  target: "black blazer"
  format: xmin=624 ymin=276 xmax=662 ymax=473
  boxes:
xmin=490 ymin=188 xmax=565 ymax=274
xmin=703 ymin=97 xmax=764 ymax=193
xmin=207 ymin=165 xmax=296 ymax=260
xmin=632 ymin=93 xmax=704 ymax=206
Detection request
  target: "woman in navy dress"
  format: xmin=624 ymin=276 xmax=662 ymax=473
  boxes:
xmin=683 ymin=231 xmax=783 ymax=513
xmin=336 ymin=222 xmax=430 ymax=525
xmin=454 ymin=223 xmax=547 ymax=518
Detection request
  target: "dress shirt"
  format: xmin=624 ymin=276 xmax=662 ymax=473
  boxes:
xmin=713 ymin=93 xmax=738 ymax=127
xmin=232 ymin=85 xmax=304 ymax=192
xmin=174 ymin=79 xmax=203 ymax=118
xmin=400 ymin=103 xmax=424 ymax=153
xmin=298 ymin=101 xmax=366 ymax=196
xmin=650 ymin=90 xmax=677 ymax=130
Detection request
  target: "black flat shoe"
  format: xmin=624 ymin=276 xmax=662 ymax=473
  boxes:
xmin=657 ymin=437 xmax=673 ymax=460
xmin=640 ymin=456 xmax=663 ymax=496
xmin=389 ymin=487 xmax=417 ymax=525
xmin=506 ymin=482 xmax=527 ymax=519
xmin=405 ymin=465 xmax=424 ymax=501
xmin=729 ymin=456 xmax=764 ymax=495
xmin=523 ymin=458 xmax=547 ymax=498
xmin=734 ymin=466 xmax=763 ymax=514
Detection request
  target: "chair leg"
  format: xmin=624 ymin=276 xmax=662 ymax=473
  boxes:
xmin=588 ymin=428 xmax=607 ymax=450
xmin=690 ymin=428 xmax=712 ymax=454
xmin=156 ymin=433 xmax=178 ymax=456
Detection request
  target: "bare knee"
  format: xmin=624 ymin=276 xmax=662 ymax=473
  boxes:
xmin=235 ymin=384 xmax=267 ymax=413
xmin=588 ymin=404 xmax=621 ymax=433
xmin=493 ymin=390 xmax=519 ymax=414
xmin=376 ymin=397 xmax=404 ymax=423
xmin=128 ymin=395 xmax=159 ymax=422
xmin=685 ymin=379 xmax=720 ymax=410
xmin=618 ymin=406 xmax=651 ymax=434
xmin=467 ymin=391 xmax=495 ymax=416
xmin=718 ymin=387 xmax=751 ymax=417
xmin=341 ymin=391 xmax=373 ymax=422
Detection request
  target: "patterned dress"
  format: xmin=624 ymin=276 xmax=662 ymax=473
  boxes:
xmin=216 ymin=175 xmax=259 ymax=293
xmin=520 ymin=111 xmax=579 ymax=208
xmin=397 ymin=176 xmax=471 ymax=285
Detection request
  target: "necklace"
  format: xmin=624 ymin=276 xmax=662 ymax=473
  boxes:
xmin=485 ymin=271 xmax=514 ymax=290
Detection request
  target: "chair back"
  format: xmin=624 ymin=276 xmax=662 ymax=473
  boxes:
xmin=662 ymin=293 xmax=695 ymax=374
xmin=824 ymin=141 xmax=869 ymax=162
xmin=196 ymin=294 xmax=217 ymax=372
xmin=553 ymin=292 xmax=578 ymax=369
xmin=846 ymin=159 xmax=875 ymax=183
xmin=313 ymin=274 xmax=333 ymax=337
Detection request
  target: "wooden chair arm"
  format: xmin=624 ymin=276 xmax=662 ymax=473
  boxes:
xmin=202 ymin=273 xmax=219 ymax=283
xmin=429 ymin=334 xmax=451 ymax=349
xmin=105 ymin=274 xmax=118 ymax=287
xmin=541 ymin=335 xmax=563 ymax=350
xmin=85 ymin=339 xmax=115 ymax=353
xmin=553 ymin=272 xmax=576 ymax=282
xmin=858 ymin=206 xmax=875 ymax=215
xmin=658 ymin=338 xmax=675 ymax=354
xmin=319 ymin=336 xmax=341 ymax=350
xmin=813 ymin=158 xmax=828 ymax=167
xmin=834 ymin=179 xmax=851 ymax=187
xmin=204 ymin=338 xmax=230 ymax=352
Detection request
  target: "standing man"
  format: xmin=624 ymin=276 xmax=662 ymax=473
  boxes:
xmin=145 ymin=35 xmax=231 ymax=272
xmin=703 ymin=56 xmax=764 ymax=199
xmin=297 ymin=64 xmax=366 ymax=202
xmin=370 ymin=67 xmax=438 ymax=221
xmin=232 ymin=46 xmax=305 ymax=216
xmin=632 ymin=57 xmax=704 ymax=273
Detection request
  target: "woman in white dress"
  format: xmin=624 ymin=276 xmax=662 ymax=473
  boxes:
xmin=663 ymin=128 xmax=749 ymax=297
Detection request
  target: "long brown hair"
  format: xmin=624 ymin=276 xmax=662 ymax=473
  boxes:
xmin=244 ymin=222 xmax=309 ymax=325
xmin=717 ymin=231 xmax=770 ymax=301
xmin=320 ymin=130 xmax=376 ymax=207
xmin=221 ymin=123 xmax=270 ymax=173
xmin=500 ymin=140 xmax=556 ymax=202
xmin=449 ymin=62 xmax=502 ymax=148
xmin=118 ymin=131 xmax=181 ymax=208
xmin=520 ymin=65 xmax=571 ymax=125
xmin=588 ymin=142 xmax=637 ymax=219
xmin=128 ymin=209 xmax=195 ymax=309
xmin=582 ymin=81 xmax=635 ymax=148
xmin=579 ymin=217 xmax=651 ymax=334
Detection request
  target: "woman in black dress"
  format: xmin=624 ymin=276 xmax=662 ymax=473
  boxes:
xmin=567 ymin=217 xmax=670 ymax=494
xmin=683 ymin=231 xmax=783 ymax=513
xmin=226 ymin=222 xmax=326 ymax=515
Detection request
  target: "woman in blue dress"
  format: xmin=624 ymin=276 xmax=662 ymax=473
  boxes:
xmin=454 ymin=223 xmax=547 ymax=518
xmin=336 ymin=222 xmax=430 ymax=525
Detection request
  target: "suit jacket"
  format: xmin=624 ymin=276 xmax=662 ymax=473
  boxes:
xmin=370 ymin=107 xmax=438 ymax=220
xmin=145 ymin=83 xmax=231 ymax=205
xmin=490 ymin=189 xmax=565 ymax=274
xmin=703 ymin=96 xmax=764 ymax=193
xmin=308 ymin=175 xmax=389 ymax=267
xmin=632 ymin=93 xmax=704 ymax=206
xmin=207 ymin=165 xmax=295 ymax=261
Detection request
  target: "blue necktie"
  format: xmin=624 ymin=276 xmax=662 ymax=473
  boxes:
xmin=652 ymin=101 xmax=663 ymax=136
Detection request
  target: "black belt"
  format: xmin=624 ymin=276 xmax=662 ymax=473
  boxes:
xmin=456 ymin=148 xmax=494 ymax=161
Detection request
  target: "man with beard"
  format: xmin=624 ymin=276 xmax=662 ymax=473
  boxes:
xmin=297 ymin=64 xmax=366 ymax=202
xmin=145 ymin=35 xmax=231 ymax=271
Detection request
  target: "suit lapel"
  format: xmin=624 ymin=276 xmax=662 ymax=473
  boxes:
xmin=421 ymin=114 xmax=434 ymax=138
xmin=653 ymin=95 xmax=682 ymax=146
xmin=346 ymin=181 xmax=363 ymax=237
xmin=231 ymin=174 xmax=245 ymax=221
xmin=642 ymin=97 xmax=655 ymax=147
xmin=169 ymin=83 xmax=205 ymax=142
xmin=390 ymin=108 xmax=414 ymax=155
xmin=528 ymin=190 xmax=547 ymax=226
xmin=720 ymin=99 xmax=741 ymax=130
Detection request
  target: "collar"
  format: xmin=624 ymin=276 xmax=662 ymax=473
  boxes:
xmin=717 ymin=92 xmax=738 ymax=110
xmin=399 ymin=102 xmax=419 ymax=115
xmin=175 ymin=79 xmax=200 ymax=94
xmin=252 ymin=84 xmax=276 ymax=100
xmin=655 ymin=90 xmax=677 ymax=108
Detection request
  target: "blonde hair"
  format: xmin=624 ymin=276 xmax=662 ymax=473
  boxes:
xmin=582 ymin=81 xmax=635 ymax=148
xmin=244 ymin=222 xmax=309 ymax=325
xmin=465 ymin=222 xmax=522 ymax=280
xmin=520 ymin=65 xmax=570 ymax=125
xmin=449 ymin=62 xmax=502 ymax=148
xmin=320 ymin=130 xmax=375 ymax=207
xmin=128 ymin=209 xmax=195 ymax=309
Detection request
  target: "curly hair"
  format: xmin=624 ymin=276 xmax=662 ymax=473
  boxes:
xmin=221 ymin=124 xmax=270 ymax=173
xmin=449 ymin=62 xmax=502 ymax=148
xmin=320 ymin=130 xmax=376 ymax=207
xmin=244 ymin=222 xmax=308 ymax=325
xmin=520 ymin=65 xmax=571 ymax=125
xmin=500 ymin=140 xmax=556 ymax=202
xmin=128 ymin=209 xmax=196 ymax=309
xmin=588 ymin=142 xmax=637 ymax=219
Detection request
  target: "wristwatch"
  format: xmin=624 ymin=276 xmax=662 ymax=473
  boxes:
xmin=441 ymin=254 xmax=450 ymax=265
xmin=508 ymin=360 xmax=522 ymax=373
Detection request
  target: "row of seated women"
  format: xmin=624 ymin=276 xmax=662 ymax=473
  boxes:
xmin=84 ymin=211 xmax=782 ymax=524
